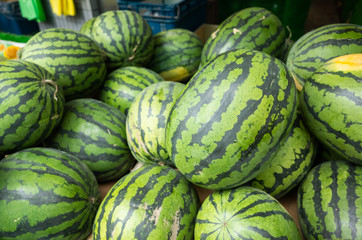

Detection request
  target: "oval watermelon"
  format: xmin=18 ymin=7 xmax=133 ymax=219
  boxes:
xmin=166 ymin=49 xmax=297 ymax=190
xmin=46 ymin=98 xmax=135 ymax=182
xmin=0 ymin=60 xmax=64 ymax=155
xmin=0 ymin=147 xmax=100 ymax=240
xmin=92 ymin=164 xmax=200 ymax=240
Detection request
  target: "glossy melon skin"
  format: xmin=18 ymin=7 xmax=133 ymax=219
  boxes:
xmin=166 ymin=49 xmax=297 ymax=190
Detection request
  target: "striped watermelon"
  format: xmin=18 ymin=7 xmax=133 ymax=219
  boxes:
xmin=126 ymin=81 xmax=185 ymax=166
xmin=165 ymin=49 xmax=297 ymax=190
xmin=300 ymin=53 xmax=362 ymax=165
xmin=201 ymin=7 xmax=286 ymax=66
xmin=0 ymin=60 xmax=64 ymax=155
xmin=195 ymin=186 xmax=302 ymax=239
xmin=79 ymin=17 xmax=96 ymax=37
xmin=148 ymin=28 xmax=203 ymax=82
xmin=92 ymin=164 xmax=200 ymax=240
xmin=19 ymin=28 xmax=107 ymax=100
xmin=298 ymin=160 xmax=362 ymax=239
xmin=0 ymin=147 xmax=100 ymax=240
xmin=91 ymin=10 xmax=154 ymax=70
xmin=99 ymin=66 xmax=164 ymax=115
xmin=46 ymin=98 xmax=135 ymax=182
xmin=286 ymin=23 xmax=362 ymax=90
xmin=249 ymin=110 xmax=317 ymax=199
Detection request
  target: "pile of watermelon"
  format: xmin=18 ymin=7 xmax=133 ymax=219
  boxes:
xmin=0 ymin=6 xmax=361 ymax=240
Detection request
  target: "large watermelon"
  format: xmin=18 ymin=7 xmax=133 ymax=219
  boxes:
xmin=286 ymin=23 xmax=362 ymax=90
xmin=201 ymin=7 xmax=286 ymax=66
xmin=92 ymin=164 xmax=200 ymax=240
xmin=300 ymin=53 xmax=362 ymax=165
xmin=0 ymin=147 xmax=100 ymax=240
xmin=298 ymin=160 xmax=362 ymax=239
xmin=148 ymin=28 xmax=203 ymax=82
xmin=195 ymin=186 xmax=302 ymax=239
xmin=99 ymin=66 xmax=164 ymax=115
xmin=91 ymin=10 xmax=154 ymax=70
xmin=19 ymin=28 xmax=107 ymax=100
xmin=126 ymin=81 xmax=185 ymax=166
xmin=46 ymin=98 xmax=135 ymax=182
xmin=165 ymin=49 xmax=297 ymax=190
xmin=0 ymin=60 xmax=64 ymax=155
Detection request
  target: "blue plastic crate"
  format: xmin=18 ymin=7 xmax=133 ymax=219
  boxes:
xmin=118 ymin=0 xmax=207 ymax=34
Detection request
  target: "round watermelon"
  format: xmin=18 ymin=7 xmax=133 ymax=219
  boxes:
xmin=0 ymin=147 xmax=100 ymax=239
xmin=166 ymin=49 xmax=297 ymax=190
xmin=0 ymin=60 xmax=64 ymax=155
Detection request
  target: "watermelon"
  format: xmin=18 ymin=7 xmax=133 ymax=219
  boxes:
xmin=195 ymin=186 xmax=302 ymax=239
xmin=249 ymin=110 xmax=318 ymax=199
xmin=165 ymin=49 xmax=297 ymax=190
xmin=148 ymin=28 xmax=203 ymax=82
xmin=201 ymin=7 xmax=286 ymax=66
xmin=92 ymin=164 xmax=200 ymax=240
xmin=0 ymin=147 xmax=100 ymax=240
xmin=298 ymin=160 xmax=362 ymax=239
xmin=79 ymin=17 xmax=96 ymax=38
xmin=126 ymin=81 xmax=185 ymax=166
xmin=300 ymin=53 xmax=362 ymax=165
xmin=0 ymin=60 xmax=64 ymax=155
xmin=46 ymin=98 xmax=135 ymax=182
xmin=91 ymin=10 xmax=154 ymax=70
xmin=286 ymin=23 xmax=362 ymax=90
xmin=19 ymin=28 xmax=107 ymax=100
xmin=99 ymin=66 xmax=164 ymax=115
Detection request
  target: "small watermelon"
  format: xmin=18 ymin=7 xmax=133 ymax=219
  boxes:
xmin=99 ymin=66 xmax=164 ymax=115
xmin=92 ymin=164 xmax=200 ymax=240
xmin=126 ymin=81 xmax=185 ymax=166
xmin=298 ymin=160 xmax=362 ymax=239
xmin=0 ymin=147 xmax=100 ymax=239
xmin=286 ymin=23 xmax=362 ymax=90
xmin=148 ymin=28 xmax=203 ymax=82
xmin=46 ymin=98 xmax=135 ymax=182
xmin=19 ymin=28 xmax=107 ymax=100
xmin=91 ymin=10 xmax=154 ymax=70
xmin=0 ymin=60 xmax=64 ymax=155
xmin=201 ymin=7 xmax=286 ymax=66
xmin=195 ymin=186 xmax=302 ymax=239
xmin=300 ymin=53 xmax=362 ymax=165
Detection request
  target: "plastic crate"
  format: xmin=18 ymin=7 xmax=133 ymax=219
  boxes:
xmin=118 ymin=0 xmax=208 ymax=34
xmin=0 ymin=0 xmax=39 ymax=35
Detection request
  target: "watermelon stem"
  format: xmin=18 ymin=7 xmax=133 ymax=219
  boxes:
xmin=42 ymin=79 xmax=59 ymax=101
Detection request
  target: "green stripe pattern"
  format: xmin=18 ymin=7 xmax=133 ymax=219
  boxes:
xmin=249 ymin=110 xmax=318 ymax=199
xmin=46 ymin=98 xmax=134 ymax=182
xmin=148 ymin=28 xmax=203 ymax=82
xmin=300 ymin=55 xmax=362 ymax=165
xmin=93 ymin=164 xmax=200 ymax=240
xmin=201 ymin=7 xmax=286 ymax=66
xmin=195 ymin=186 xmax=302 ymax=239
xmin=91 ymin=10 xmax=154 ymax=70
xmin=126 ymin=81 xmax=185 ymax=166
xmin=0 ymin=60 xmax=64 ymax=155
xmin=0 ymin=147 xmax=100 ymax=240
xmin=99 ymin=66 xmax=164 ymax=115
xmin=80 ymin=17 xmax=96 ymax=38
xmin=20 ymin=28 xmax=107 ymax=100
xmin=298 ymin=160 xmax=362 ymax=239
xmin=166 ymin=49 xmax=297 ymax=190
xmin=286 ymin=23 xmax=362 ymax=89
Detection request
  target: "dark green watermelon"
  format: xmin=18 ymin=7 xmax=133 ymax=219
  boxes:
xmin=91 ymin=10 xmax=154 ymax=70
xmin=166 ymin=49 xmax=297 ymax=190
xmin=46 ymin=98 xmax=135 ymax=182
xmin=0 ymin=147 xmax=100 ymax=240
xmin=19 ymin=28 xmax=107 ymax=100
xmin=195 ymin=186 xmax=302 ymax=239
xmin=0 ymin=60 xmax=64 ymax=155
xmin=298 ymin=160 xmax=362 ymax=239
xmin=92 ymin=164 xmax=200 ymax=239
